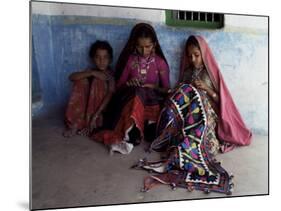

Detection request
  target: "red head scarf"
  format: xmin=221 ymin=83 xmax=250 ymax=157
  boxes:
xmin=180 ymin=35 xmax=252 ymax=148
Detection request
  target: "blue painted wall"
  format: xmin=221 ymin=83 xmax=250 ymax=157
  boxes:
xmin=32 ymin=15 xmax=268 ymax=135
xmin=32 ymin=37 xmax=41 ymax=102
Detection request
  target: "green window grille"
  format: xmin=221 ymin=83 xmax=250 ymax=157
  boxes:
xmin=166 ymin=10 xmax=224 ymax=29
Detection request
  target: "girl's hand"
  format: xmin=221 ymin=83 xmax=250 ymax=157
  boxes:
xmin=194 ymin=79 xmax=208 ymax=91
xmin=89 ymin=117 xmax=96 ymax=133
xmin=104 ymin=71 xmax=114 ymax=81
xmin=126 ymin=78 xmax=142 ymax=87
xmin=91 ymin=71 xmax=109 ymax=81
xmin=142 ymin=83 xmax=156 ymax=89
xmin=90 ymin=113 xmax=103 ymax=133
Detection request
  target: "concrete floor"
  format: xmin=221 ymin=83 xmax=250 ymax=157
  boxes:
xmin=31 ymin=113 xmax=269 ymax=210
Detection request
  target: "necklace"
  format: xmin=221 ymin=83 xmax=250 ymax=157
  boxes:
xmin=137 ymin=54 xmax=153 ymax=83
xmin=191 ymin=66 xmax=204 ymax=82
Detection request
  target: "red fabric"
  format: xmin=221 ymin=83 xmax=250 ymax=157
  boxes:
xmin=179 ymin=35 xmax=252 ymax=148
xmin=144 ymin=104 xmax=161 ymax=122
xmin=93 ymin=95 xmax=161 ymax=145
xmin=65 ymin=78 xmax=107 ymax=130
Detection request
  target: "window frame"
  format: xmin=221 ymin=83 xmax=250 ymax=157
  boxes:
xmin=165 ymin=10 xmax=224 ymax=29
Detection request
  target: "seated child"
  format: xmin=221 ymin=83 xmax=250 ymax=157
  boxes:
xmin=63 ymin=40 xmax=115 ymax=138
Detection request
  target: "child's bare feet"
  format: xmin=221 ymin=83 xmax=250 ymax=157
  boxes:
xmin=63 ymin=128 xmax=78 ymax=138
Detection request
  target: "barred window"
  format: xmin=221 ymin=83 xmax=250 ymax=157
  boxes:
xmin=166 ymin=10 xmax=224 ymax=29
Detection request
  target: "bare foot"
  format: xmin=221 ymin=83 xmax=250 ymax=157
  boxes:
xmin=62 ymin=128 xmax=78 ymax=138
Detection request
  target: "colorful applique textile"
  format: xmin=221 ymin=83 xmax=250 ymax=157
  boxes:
xmin=136 ymin=84 xmax=233 ymax=194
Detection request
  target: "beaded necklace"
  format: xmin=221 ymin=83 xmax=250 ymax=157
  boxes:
xmin=137 ymin=54 xmax=153 ymax=83
xmin=191 ymin=66 xmax=204 ymax=82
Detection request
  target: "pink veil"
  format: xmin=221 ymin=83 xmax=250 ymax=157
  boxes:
xmin=179 ymin=35 xmax=252 ymax=150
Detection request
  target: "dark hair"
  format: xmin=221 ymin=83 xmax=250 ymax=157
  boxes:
xmin=114 ymin=23 xmax=168 ymax=80
xmin=89 ymin=40 xmax=113 ymax=60
xmin=131 ymin=24 xmax=157 ymax=47
xmin=185 ymin=35 xmax=200 ymax=53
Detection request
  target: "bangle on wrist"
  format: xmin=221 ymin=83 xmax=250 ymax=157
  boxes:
xmin=212 ymin=92 xmax=217 ymax=98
